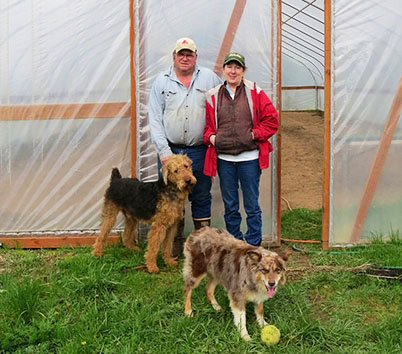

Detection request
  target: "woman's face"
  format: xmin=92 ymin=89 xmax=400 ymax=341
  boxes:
xmin=223 ymin=62 xmax=245 ymax=87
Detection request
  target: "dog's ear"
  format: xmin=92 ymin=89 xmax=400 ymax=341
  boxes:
xmin=276 ymin=253 xmax=289 ymax=285
xmin=247 ymin=250 xmax=262 ymax=263
xmin=280 ymin=272 xmax=287 ymax=285
xmin=278 ymin=251 xmax=291 ymax=262
xmin=162 ymin=162 xmax=169 ymax=185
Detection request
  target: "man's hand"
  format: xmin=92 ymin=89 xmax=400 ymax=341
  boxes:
xmin=209 ymin=135 xmax=216 ymax=146
xmin=161 ymin=156 xmax=170 ymax=165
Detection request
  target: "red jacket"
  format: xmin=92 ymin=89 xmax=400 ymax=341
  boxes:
xmin=203 ymin=79 xmax=278 ymax=176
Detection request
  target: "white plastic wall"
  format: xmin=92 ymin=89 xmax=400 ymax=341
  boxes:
xmin=0 ymin=1 xmax=131 ymax=233
xmin=0 ymin=1 xmax=279 ymax=241
xmin=330 ymin=0 xmax=402 ymax=245
xmin=281 ymin=0 xmax=324 ymax=111
xmin=282 ymin=88 xmax=324 ymax=111
xmin=135 ymin=0 xmax=278 ymax=239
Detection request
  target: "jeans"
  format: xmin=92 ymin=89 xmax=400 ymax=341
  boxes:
xmin=167 ymin=145 xmax=212 ymax=220
xmin=217 ymin=158 xmax=262 ymax=246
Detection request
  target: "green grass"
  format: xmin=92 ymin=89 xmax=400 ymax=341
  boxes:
xmin=0 ymin=213 xmax=401 ymax=353
xmin=281 ymin=208 xmax=322 ymax=241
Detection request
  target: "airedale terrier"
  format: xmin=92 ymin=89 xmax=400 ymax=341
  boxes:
xmin=92 ymin=154 xmax=196 ymax=273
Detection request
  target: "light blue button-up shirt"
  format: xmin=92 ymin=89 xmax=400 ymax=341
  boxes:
xmin=148 ymin=64 xmax=222 ymax=159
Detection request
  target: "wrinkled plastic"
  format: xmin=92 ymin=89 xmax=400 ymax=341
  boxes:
xmin=0 ymin=0 xmax=131 ymax=233
xmin=0 ymin=0 xmax=278 ymax=242
xmin=330 ymin=0 xmax=402 ymax=245
xmin=136 ymin=0 xmax=278 ymax=240
xmin=281 ymin=0 xmax=324 ymax=110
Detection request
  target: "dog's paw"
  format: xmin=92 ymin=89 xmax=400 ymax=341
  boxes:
xmin=242 ymin=334 xmax=251 ymax=342
xmin=212 ymin=303 xmax=222 ymax=312
xmin=124 ymin=242 xmax=141 ymax=252
xmin=128 ymin=245 xmax=141 ymax=252
xmin=147 ymin=265 xmax=160 ymax=273
xmin=165 ymin=258 xmax=178 ymax=267
xmin=91 ymin=249 xmax=103 ymax=257
xmin=184 ymin=310 xmax=194 ymax=318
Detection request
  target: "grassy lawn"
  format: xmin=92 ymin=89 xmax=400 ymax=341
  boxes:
xmin=0 ymin=209 xmax=401 ymax=353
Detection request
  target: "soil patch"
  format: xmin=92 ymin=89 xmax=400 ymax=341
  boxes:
xmin=281 ymin=111 xmax=324 ymax=211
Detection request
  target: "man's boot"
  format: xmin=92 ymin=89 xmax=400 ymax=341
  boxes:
xmin=193 ymin=218 xmax=211 ymax=230
xmin=172 ymin=218 xmax=185 ymax=258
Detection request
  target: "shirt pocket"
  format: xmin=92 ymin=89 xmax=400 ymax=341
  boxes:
xmin=163 ymin=89 xmax=179 ymax=112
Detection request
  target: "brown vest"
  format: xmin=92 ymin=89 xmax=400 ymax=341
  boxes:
xmin=215 ymin=81 xmax=257 ymax=155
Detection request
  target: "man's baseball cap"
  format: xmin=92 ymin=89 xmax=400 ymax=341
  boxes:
xmin=174 ymin=37 xmax=197 ymax=53
xmin=223 ymin=52 xmax=246 ymax=67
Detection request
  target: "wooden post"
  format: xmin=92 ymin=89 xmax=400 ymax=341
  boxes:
xmin=350 ymin=78 xmax=402 ymax=243
xmin=275 ymin=0 xmax=283 ymax=246
xmin=0 ymin=235 xmax=120 ymax=248
xmin=213 ymin=0 xmax=247 ymax=77
xmin=129 ymin=0 xmax=137 ymax=178
xmin=322 ymin=0 xmax=332 ymax=250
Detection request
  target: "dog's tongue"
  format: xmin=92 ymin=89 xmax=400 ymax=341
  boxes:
xmin=268 ymin=287 xmax=276 ymax=298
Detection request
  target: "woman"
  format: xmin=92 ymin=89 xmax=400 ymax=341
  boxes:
xmin=203 ymin=52 xmax=278 ymax=246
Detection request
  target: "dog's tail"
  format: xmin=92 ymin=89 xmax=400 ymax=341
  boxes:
xmin=110 ymin=167 xmax=122 ymax=181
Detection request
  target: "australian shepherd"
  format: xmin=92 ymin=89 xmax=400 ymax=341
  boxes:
xmin=183 ymin=227 xmax=290 ymax=341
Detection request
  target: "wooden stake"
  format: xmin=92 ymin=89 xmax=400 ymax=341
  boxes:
xmin=0 ymin=235 xmax=120 ymax=249
xmin=129 ymin=0 xmax=137 ymax=178
xmin=322 ymin=0 xmax=332 ymax=250
xmin=213 ymin=0 xmax=247 ymax=77
xmin=275 ymin=0 xmax=283 ymax=247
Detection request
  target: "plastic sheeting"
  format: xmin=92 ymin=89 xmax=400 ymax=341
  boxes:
xmin=135 ymin=0 xmax=279 ymax=239
xmin=0 ymin=0 xmax=279 ymax=241
xmin=330 ymin=0 xmax=402 ymax=245
xmin=0 ymin=0 xmax=131 ymax=233
xmin=281 ymin=0 xmax=324 ymax=111
xmin=282 ymin=88 xmax=324 ymax=111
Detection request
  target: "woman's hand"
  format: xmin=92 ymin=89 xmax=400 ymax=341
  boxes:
xmin=209 ymin=135 xmax=216 ymax=146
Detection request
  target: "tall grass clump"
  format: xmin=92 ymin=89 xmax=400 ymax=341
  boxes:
xmin=0 ymin=276 xmax=47 ymax=324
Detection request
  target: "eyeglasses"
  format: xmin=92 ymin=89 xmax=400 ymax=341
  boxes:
xmin=176 ymin=53 xmax=195 ymax=59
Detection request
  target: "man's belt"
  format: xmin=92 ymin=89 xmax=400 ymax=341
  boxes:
xmin=168 ymin=142 xmax=203 ymax=149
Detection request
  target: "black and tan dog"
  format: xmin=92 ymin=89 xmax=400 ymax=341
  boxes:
xmin=92 ymin=154 xmax=196 ymax=273
xmin=183 ymin=227 xmax=290 ymax=341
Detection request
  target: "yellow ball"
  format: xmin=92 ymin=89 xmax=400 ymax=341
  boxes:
xmin=261 ymin=325 xmax=280 ymax=345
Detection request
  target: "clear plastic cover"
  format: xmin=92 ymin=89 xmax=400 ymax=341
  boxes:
xmin=0 ymin=0 xmax=131 ymax=233
xmin=0 ymin=1 xmax=278 ymax=241
xmin=281 ymin=0 xmax=324 ymax=111
xmin=330 ymin=0 xmax=402 ymax=245
xmin=135 ymin=0 xmax=278 ymax=239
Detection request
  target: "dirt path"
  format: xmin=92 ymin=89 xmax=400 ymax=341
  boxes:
xmin=280 ymin=111 xmax=324 ymax=211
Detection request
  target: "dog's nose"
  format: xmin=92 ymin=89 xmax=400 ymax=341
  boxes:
xmin=268 ymin=281 xmax=276 ymax=287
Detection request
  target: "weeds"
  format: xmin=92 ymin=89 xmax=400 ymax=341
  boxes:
xmin=0 ymin=214 xmax=401 ymax=353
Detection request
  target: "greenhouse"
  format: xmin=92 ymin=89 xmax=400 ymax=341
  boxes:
xmin=0 ymin=0 xmax=401 ymax=249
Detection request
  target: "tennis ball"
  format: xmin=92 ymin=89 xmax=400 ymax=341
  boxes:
xmin=261 ymin=325 xmax=280 ymax=345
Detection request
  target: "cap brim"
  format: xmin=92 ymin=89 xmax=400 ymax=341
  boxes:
xmin=224 ymin=59 xmax=245 ymax=67
xmin=175 ymin=46 xmax=196 ymax=53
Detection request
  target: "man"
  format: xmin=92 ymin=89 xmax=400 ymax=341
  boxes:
xmin=148 ymin=37 xmax=222 ymax=255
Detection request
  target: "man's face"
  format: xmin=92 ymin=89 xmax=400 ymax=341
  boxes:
xmin=173 ymin=49 xmax=197 ymax=75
